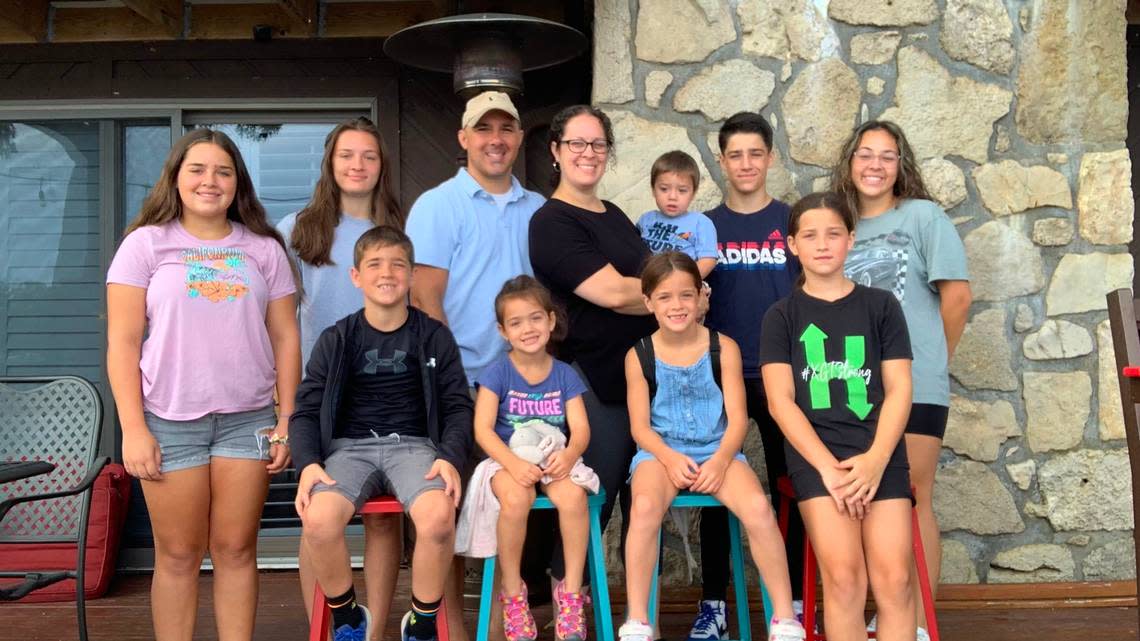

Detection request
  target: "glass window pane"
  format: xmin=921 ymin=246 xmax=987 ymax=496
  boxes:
xmin=0 ymin=121 xmax=104 ymax=383
xmin=123 ymin=124 xmax=171 ymax=229
xmin=187 ymin=123 xmax=335 ymax=225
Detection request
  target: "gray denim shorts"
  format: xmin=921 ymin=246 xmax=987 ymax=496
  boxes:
xmin=311 ymin=433 xmax=446 ymax=511
xmin=144 ymin=405 xmax=277 ymax=473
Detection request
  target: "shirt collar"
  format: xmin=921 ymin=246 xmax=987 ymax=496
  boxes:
xmin=456 ymin=167 xmax=525 ymax=204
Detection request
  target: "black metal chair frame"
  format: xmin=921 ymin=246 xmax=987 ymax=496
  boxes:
xmin=0 ymin=375 xmax=110 ymax=641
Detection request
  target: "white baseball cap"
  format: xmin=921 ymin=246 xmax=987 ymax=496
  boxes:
xmin=461 ymin=91 xmax=521 ymax=128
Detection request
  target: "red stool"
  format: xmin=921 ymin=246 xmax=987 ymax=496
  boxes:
xmin=776 ymin=477 xmax=939 ymax=641
xmin=308 ymin=496 xmax=452 ymax=641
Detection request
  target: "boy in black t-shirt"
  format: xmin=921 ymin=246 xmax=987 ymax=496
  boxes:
xmin=291 ymin=226 xmax=473 ymax=641
xmin=693 ymin=113 xmax=804 ymax=639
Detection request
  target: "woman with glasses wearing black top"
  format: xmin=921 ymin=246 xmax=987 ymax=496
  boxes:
xmin=529 ymin=105 xmax=656 ymax=588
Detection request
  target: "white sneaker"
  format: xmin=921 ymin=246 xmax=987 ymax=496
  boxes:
xmin=767 ymin=617 xmax=806 ymax=641
xmin=618 ymin=620 xmax=654 ymax=641
xmin=686 ymin=600 xmax=728 ymax=641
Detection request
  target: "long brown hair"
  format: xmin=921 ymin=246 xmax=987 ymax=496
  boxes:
xmin=832 ymin=120 xmax=931 ymax=218
xmin=126 ymin=127 xmax=289 ymax=246
xmin=126 ymin=128 xmax=299 ymax=288
xmin=290 ymin=118 xmax=404 ymax=266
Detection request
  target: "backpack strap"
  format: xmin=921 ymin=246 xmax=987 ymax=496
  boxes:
xmin=709 ymin=329 xmax=722 ymax=391
xmin=634 ymin=335 xmax=657 ymax=400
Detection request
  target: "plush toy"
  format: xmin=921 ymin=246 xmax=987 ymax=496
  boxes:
xmin=508 ymin=419 xmax=567 ymax=467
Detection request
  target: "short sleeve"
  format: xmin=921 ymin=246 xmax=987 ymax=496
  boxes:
xmin=694 ymin=213 xmax=719 ymax=260
xmin=919 ymin=202 xmax=969 ymax=285
xmin=406 ymin=189 xmax=458 ymax=271
xmin=475 ymin=355 xmax=507 ymax=398
xmin=106 ymin=228 xmax=155 ymax=288
xmin=557 ymin=360 xmax=588 ymax=401
xmin=758 ymin=303 xmax=793 ymax=365
xmin=636 ymin=211 xmax=650 ymax=235
xmin=529 ymin=206 xmax=609 ymax=293
xmin=263 ymin=239 xmax=297 ymax=300
xmin=878 ymin=293 xmax=913 ymax=361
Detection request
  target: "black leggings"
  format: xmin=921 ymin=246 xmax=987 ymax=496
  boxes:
xmin=698 ymin=377 xmax=805 ymax=601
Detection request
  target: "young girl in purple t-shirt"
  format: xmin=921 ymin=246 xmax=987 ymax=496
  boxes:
xmin=473 ymin=276 xmax=594 ymax=641
xmin=106 ymin=129 xmax=300 ymax=641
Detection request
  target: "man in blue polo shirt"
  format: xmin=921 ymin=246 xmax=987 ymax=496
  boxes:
xmin=406 ymin=90 xmax=544 ymax=641
xmin=408 ymin=91 xmax=544 ymax=385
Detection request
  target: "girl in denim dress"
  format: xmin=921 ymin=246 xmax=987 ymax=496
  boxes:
xmin=618 ymin=252 xmax=805 ymax=641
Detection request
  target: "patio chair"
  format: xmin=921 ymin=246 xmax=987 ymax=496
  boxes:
xmin=0 ymin=376 xmax=109 ymax=641
xmin=1105 ymin=289 xmax=1140 ymax=636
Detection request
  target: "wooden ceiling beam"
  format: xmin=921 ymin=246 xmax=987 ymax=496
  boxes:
xmin=121 ymin=0 xmax=184 ymax=37
xmin=0 ymin=0 xmax=49 ymax=41
xmin=276 ymin=0 xmax=319 ymax=36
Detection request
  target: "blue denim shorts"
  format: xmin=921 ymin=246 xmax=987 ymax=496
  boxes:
xmin=629 ymin=439 xmax=747 ymax=480
xmin=144 ymin=405 xmax=277 ymax=473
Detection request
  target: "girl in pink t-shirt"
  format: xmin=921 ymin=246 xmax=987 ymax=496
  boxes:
xmin=106 ymin=129 xmax=300 ymax=641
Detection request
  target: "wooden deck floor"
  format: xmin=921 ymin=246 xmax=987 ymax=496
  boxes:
xmin=5 ymin=571 xmax=1138 ymax=641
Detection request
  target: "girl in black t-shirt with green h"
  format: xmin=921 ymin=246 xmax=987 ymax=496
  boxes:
xmin=759 ymin=192 xmax=915 ymax=641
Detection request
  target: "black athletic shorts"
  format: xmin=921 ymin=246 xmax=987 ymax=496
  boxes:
xmin=905 ymin=402 xmax=949 ymax=439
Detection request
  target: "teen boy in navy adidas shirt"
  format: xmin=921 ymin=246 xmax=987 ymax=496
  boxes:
xmin=291 ymin=226 xmax=473 ymax=641
xmin=691 ymin=112 xmax=804 ymax=641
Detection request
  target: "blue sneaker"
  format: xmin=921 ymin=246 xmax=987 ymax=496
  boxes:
xmin=402 ymin=609 xmax=439 ymax=641
xmin=686 ymin=600 xmax=727 ymax=641
xmin=333 ymin=605 xmax=373 ymax=641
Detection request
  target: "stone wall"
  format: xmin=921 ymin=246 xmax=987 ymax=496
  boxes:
xmin=591 ymin=0 xmax=1135 ymax=585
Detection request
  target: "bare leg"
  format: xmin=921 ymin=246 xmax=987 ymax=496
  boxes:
xmin=440 ymin=557 xmax=470 ymax=641
xmin=542 ymin=479 xmax=589 ymax=593
xmin=491 ymin=471 xmax=537 ymax=596
xmin=799 ymin=498 xmax=869 ymax=641
xmin=711 ymin=460 xmax=794 ymax=620
xmin=302 ymin=491 xmax=359 ymax=598
xmin=363 ymin=513 xmax=403 ymax=640
xmin=623 ymin=461 xmax=679 ymax=623
xmin=906 ymin=434 xmax=941 ymax=630
xmin=209 ymin=458 xmax=271 ymax=641
xmin=142 ymin=466 xmax=211 ymax=641
xmin=862 ymin=499 xmax=916 ymax=641
xmin=407 ymin=490 xmax=457 ymax=602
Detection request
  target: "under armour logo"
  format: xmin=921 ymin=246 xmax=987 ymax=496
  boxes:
xmin=363 ymin=349 xmax=407 ymax=374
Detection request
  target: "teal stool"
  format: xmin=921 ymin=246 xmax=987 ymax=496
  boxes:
xmin=476 ymin=490 xmax=613 ymax=641
xmin=648 ymin=492 xmax=773 ymax=641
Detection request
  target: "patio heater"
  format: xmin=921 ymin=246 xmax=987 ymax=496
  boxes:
xmin=382 ymin=13 xmax=587 ymax=97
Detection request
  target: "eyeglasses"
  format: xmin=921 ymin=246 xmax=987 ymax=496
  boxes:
xmin=852 ymin=150 xmax=900 ymax=165
xmin=559 ymin=139 xmax=610 ymax=154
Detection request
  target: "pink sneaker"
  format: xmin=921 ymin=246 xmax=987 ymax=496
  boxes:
xmin=499 ymin=582 xmax=537 ymax=641
xmin=554 ymin=580 xmax=590 ymax=641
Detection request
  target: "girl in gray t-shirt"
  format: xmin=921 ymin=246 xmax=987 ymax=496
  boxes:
xmin=833 ymin=120 xmax=971 ymax=641
xmin=277 ymin=117 xmax=406 ymax=634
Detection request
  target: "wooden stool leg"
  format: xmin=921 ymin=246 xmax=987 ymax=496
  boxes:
xmin=911 ymin=506 xmax=940 ymax=641
xmin=310 ymin=582 xmax=332 ymax=641
xmin=727 ymin=513 xmax=753 ymax=641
